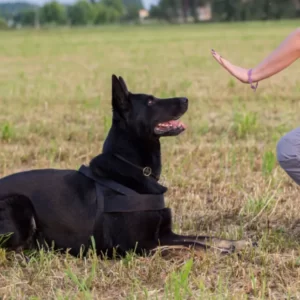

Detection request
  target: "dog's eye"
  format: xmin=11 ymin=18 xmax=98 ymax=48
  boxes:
xmin=148 ymin=97 xmax=155 ymax=106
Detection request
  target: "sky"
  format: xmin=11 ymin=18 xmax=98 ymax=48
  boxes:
xmin=0 ymin=0 xmax=159 ymax=9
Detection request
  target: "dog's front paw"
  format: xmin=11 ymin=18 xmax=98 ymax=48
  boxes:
xmin=216 ymin=239 xmax=257 ymax=255
xmin=232 ymin=239 xmax=257 ymax=251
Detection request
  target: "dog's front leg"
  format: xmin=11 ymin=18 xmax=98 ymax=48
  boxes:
xmin=158 ymin=233 xmax=254 ymax=254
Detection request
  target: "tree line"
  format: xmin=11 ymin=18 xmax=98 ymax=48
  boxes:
xmin=150 ymin=0 xmax=300 ymax=23
xmin=0 ymin=0 xmax=300 ymax=28
xmin=0 ymin=0 xmax=143 ymax=27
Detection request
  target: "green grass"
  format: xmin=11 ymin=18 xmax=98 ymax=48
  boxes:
xmin=1 ymin=21 xmax=300 ymax=298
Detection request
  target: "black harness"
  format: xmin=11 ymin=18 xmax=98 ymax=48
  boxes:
xmin=78 ymin=165 xmax=165 ymax=213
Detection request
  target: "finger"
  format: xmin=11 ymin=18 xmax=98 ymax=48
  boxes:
xmin=213 ymin=53 xmax=225 ymax=67
xmin=211 ymin=51 xmax=222 ymax=63
xmin=211 ymin=50 xmax=224 ymax=65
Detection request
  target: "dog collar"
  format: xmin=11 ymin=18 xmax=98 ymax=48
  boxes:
xmin=113 ymin=154 xmax=160 ymax=181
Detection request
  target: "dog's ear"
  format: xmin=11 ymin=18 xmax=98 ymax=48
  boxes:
xmin=112 ymin=74 xmax=130 ymax=117
xmin=118 ymin=76 xmax=129 ymax=95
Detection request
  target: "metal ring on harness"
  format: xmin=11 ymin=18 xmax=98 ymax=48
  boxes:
xmin=143 ymin=167 xmax=152 ymax=177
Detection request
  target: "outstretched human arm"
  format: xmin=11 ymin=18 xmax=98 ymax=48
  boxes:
xmin=211 ymin=28 xmax=300 ymax=87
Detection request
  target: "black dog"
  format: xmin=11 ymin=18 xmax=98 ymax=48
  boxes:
xmin=0 ymin=75 xmax=251 ymax=257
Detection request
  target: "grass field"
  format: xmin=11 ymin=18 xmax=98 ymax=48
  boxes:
xmin=1 ymin=21 xmax=300 ymax=299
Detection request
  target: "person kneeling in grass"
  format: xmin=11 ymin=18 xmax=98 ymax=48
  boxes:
xmin=211 ymin=28 xmax=300 ymax=184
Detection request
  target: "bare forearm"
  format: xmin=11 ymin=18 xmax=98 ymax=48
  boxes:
xmin=252 ymin=29 xmax=300 ymax=82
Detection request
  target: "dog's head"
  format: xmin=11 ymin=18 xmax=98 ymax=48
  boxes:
xmin=111 ymin=75 xmax=188 ymax=138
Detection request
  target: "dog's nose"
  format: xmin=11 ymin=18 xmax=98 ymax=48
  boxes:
xmin=181 ymin=98 xmax=188 ymax=104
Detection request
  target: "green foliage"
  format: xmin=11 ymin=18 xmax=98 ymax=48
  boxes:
xmin=0 ymin=18 xmax=8 ymax=30
xmin=149 ymin=0 xmax=182 ymax=22
xmin=39 ymin=1 xmax=67 ymax=25
xmin=1 ymin=122 xmax=15 ymax=141
xmin=211 ymin=0 xmax=297 ymax=21
xmin=0 ymin=233 xmax=13 ymax=247
xmin=123 ymin=4 xmax=140 ymax=21
xmin=231 ymin=111 xmax=258 ymax=139
xmin=5 ymin=0 xmax=126 ymax=26
xmin=150 ymin=0 xmax=300 ymax=23
xmin=0 ymin=2 xmax=38 ymax=20
xmin=149 ymin=4 xmax=164 ymax=20
xmin=123 ymin=0 xmax=143 ymax=10
xmin=19 ymin=9 xmax=36 ymax=26
xmin=1 ymin=0 xmax=300 ymax=26
xmin=67 ymin=0 xmax=94 ymax=25
xmin=94 ymin=3 xmax=122 ymax=24
xmin=262 ymin=150 xmax=276 ymax=177
xmin=165 ymin=258 xmax=193 ymax=299
xmin=102 ymin=0 xmax=124 ymax=15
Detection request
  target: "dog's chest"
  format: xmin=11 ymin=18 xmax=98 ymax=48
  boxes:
xmin=78 ymin=165 xmax=166 ymax=213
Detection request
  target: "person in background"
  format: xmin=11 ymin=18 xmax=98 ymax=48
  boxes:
xmin=211 ymin=28 xmax=300 ymax=185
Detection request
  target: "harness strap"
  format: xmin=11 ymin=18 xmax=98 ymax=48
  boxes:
xmin=78 ymin=165 xmax=165 ymax=213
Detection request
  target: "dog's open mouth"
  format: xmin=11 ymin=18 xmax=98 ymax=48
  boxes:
xmin=154 ymin=120 xmax=186 ymax=136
